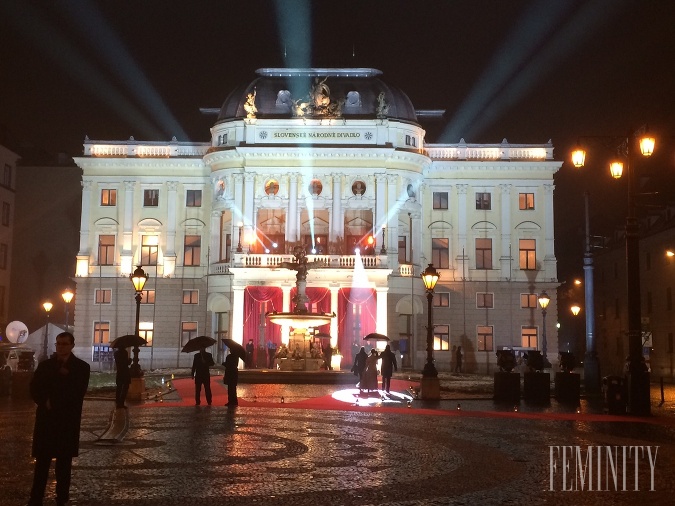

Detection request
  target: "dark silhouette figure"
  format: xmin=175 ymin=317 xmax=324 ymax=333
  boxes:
xmin=0 ymin=354 xmax=11 ymax=396
xmin=191 ymin=349 xmax=214 ymax=405
xmin=224 ymin=353 xmax=240 ymax=406
xmin=323 ymin=344 xmax=333 ymax=370
xmin=267 ymin=340 xmax=277 ymax=368
xmin=245 ymin=339 xmax=255 ymax=368
xmin=114 ymin=347 xmax=131 ymax=408
xmin=351 ymin=347 xmax=368 ymax=391
xmin=455 ymin=346 xmax=463 ymax=373
xmin=28 ymin=332 xmax=90 ymax=506
xmin=380 ymin=344 xmax=398 ymax=393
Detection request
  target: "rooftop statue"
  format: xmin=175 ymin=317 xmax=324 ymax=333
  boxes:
xmin=244 ymin=89 xmax=257 ymax=118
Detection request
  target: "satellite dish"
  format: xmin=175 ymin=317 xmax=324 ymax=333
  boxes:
xmin=6 ymin=321 xmax=29 ymax=343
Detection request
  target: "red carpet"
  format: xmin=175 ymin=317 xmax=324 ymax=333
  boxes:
xmin=137 ymin=377 xmax=675 ymax=426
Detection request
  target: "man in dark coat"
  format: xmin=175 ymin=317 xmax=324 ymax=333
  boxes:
xmin=114 ymin=346 xmax=131 ymax=408
xmin=224 ymin=353 xmax=240 ymax=406
xmin=191 ymin=348 xmax=214 ymax=406
xmin=380 ymin=344 xmax=398 ymax=393
xmin=28 ymin=331 xmax=90 ymax=506
xmin=245 ymin=339 xmax=255 ymax=368
xmin=351 ymin=347 xmax=368 ymax=392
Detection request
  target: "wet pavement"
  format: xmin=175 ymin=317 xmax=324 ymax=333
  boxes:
xmin=1 ymin=381 xmax=675 ymax=506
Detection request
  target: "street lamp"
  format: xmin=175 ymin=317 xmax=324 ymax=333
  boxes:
xmin=129 ymin=265 xmax=148 ymax=378
xmin=62 ymin=289 xmax=74 ymax=332
xmin=420 ymin=263 xmax=440 ymax=400
xmin=571 ymin=304 xmax=581 ymax=316
xmin=42 ymin=301 xmax=53 ymax=361
xmin=538 ymin=291 xmax=550 ymax=365
xmin=572 ymin=128 xmax=655 ymax=415
xmin=236 ymin=221 xmax=243 ymax=252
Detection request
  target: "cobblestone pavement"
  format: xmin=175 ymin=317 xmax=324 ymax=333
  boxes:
xmin=1 ymin=385 xmax=675 ymax=506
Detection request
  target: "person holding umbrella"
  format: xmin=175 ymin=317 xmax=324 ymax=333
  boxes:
xmin=191 ymin=348 xmax=215 ymax=406
xmin=224 ymin=352 xmax=240 ymax=406
xmin=351 ymin=347 xmax=368 ymax=392
xmin=113 ymin=346 xmax=131 ymax=408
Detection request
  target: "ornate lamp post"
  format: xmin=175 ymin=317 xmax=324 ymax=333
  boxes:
xmin=42 ymin=302 xmax=53 ymax=361
xmin=380 ymin=226 xmax=387 ymax=254
xmin=61 ymin=289 xmax=74 ymax=332
xmin=538 ymin=290 xmax=550 ymax=364
xmin=572 ymin=128 xmax=655 ymax=415
xmin=236 ymin=221 xmax=243 ymax=252
xmin=129 ymin=265 xmax=148 ymax=378
xmin=420 ymin=263 xmax=440 ymax=400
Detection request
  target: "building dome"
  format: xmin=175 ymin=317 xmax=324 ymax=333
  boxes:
xmin=216 ymin=68 xmax=418 ymax=124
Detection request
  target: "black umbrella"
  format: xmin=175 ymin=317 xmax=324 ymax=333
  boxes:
xmin=222 ymin=338 xmax=247 ymax=361
xmin=111 ymin=334 xmax=147 ymax=349
xmin=181 ymin=335 xmax=217 ymax=353
xmin=363 ymin=332 xmax=390 ymax=342
xmin=314 ymin=332 xmax=332 ymax=340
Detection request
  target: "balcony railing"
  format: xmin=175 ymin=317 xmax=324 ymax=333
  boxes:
xmin=209 ymin=253 xmax=390 ymax=273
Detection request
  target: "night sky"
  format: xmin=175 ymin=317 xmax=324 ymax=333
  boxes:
xmin=2 ymin=0 xmax=675 ymax=331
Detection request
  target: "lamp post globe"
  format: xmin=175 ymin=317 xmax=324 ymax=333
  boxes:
xmin=62 ymin=289 xmax=74 ymax=332
xmin=42 ymin=302 xmax=53 ymax=361
xmin=420 ymin=263 xmax=441 ymax=400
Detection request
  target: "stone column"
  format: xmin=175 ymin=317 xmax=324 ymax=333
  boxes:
xmin=231 ymin=286 xmax=245 ymax=345
xmin=499 ymin=184 xmax=512 ymax=279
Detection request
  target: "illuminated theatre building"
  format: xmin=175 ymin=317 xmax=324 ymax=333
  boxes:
xmin=72 ymin=68 xmax=562 ymax=371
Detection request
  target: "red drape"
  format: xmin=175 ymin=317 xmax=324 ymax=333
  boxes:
xmin=244 ymin=287 xmax=283 ymax=354
xmin=337 ymin=287 xmax=376 ymax=366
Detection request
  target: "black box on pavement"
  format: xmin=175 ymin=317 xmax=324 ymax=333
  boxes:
xmin=523 ymin=372 xmax=550 ymax=404
xmin=493 ymin=371 xmax=520 ymax=403
xmin=555 ymin=372 xmax=580 ymax=404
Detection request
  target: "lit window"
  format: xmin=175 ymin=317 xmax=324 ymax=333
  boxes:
xmin=98 ymin=235 xmax=115 ymax=265
xmin=477 ymin=293 xmax=494 ymax=308
xmin=519 ymin=239 xmax=536 ymax=270
xmin=519 ymin=193 xmax=534 ymax=210
xmin=184 ymin=235 xmax=201 ymax=266
xmin=140 ymin=290 xmax=155 ymax=304
xmin=433 ymin=192 xmax=448 ymax=210
xmin=183 ymin=289 xmax=199 ymax=304
xmin=101 ymin=189 xmax=117 ymax=206
xmin=477 ymin=326 xmax=494 ymax=351
xmin=186 ymin=190 xmax=202 ymax=207
xmin=433 ymin=324 xmax=450 ymax=351
xmin=431 ymin=238 xmax=449 ymax=269
xmin=520 ymin=293 xmax=537 ymax=309
xmin=139 ymin=322 xmax=153 ymax=346
xmin=144 ymin=189 xmax=159 ymax=207
xmin=93 ymin=321 xmax=110 ymax=344
xmin=476 ymin=238 xmax=492 ymax=269
xmin=141 ymin=235 xmax=159 ymax=265
xmin=476 ymin=192 xmax=491 ymax=210
xmin=521 ymin=326 xmax=538 ymax=348
xmin=433 ymin=292 xmax=449 ymax=307
xmin=95 ymin=289 xmax=112 ymax=304
xmin=181 ymin=322 xmax=198 ymax=347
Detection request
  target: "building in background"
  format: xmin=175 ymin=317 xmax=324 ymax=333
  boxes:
xmin=72 ymin=68 xmax=561 ymax=372
xmin=0 ymin=144 xmax=18 ymax=332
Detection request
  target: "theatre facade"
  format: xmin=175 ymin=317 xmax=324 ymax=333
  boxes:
xmin=72 ymin=68 xmax=561 ymax=372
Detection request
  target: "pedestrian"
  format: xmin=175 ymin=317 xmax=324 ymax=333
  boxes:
xmin=192 ymin=348 xmax=214 ymax=406
xmin=113 ymin=346 xmax=131 ymax=408
xmin=323 ymin=343 xmax=333 ymax=370
xmin=224 ymin=353 xmax=240 ymax=406
xmin=267 ymin=340 xmax=277 ymax=369
xmin=28 ymin=331 xmax=90 ymax=506
xmin=455 ymin=345 xmax=463 ymax=373
xmin=245 ymin=339 xmax=255 ymax=368
xmin=380 ymin=344 xmax=398 ymax=393
xmin=361 ymin=348 xmax=380 ymax=393
xmin=351 ymin=347 xmax=368 ymax=392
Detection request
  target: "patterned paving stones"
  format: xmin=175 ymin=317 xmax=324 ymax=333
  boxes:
xmin=1 ymin=388 xmax=675 ymax=505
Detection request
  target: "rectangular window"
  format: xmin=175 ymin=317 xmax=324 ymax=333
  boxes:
xmin=433 ymin=292 xmax=449 ymax=307
xmin=519 ymin=193 xmax=535 ymax=210
xmin=432 ymin=237 xmax=450 ymax=269
xmin=433 ymin=192 xmax=448 ymax=210
xmin=3 ymin=164 xmax=11 ymax=188
xmin=476 ymin=292 xmax=494 ymax=308
xmin=139 ymin=322 xmax=153 ymax=346
xmin=95 ymin=289 xmax=112 ymax=304
xmin=521 ymin=326 xmax=538 ymax=348
xmin=93 ymin=321 xmax=110 ymax=344
xmin=186 ymin=189 xmax=202 ymax=207
xmin=520 ymin=293 xmax=538 ymax=309
xmin=398 ymin=236 xmax=408 ymax=264
xmin=98 ymin=235 xmax=115 ymax=266
xmin=476 ymin=192 xmax=491 ymax=210
xmin=433 ymin=324 xmax=450 ymax=351
xmin=0 ymin=243 xmax=7 ymax=270
xmin=183 ymin=289 xmax=199 ymax=304
xmin=101 ymin=189 xmax=117 ymax=206
xmin=181 ymin=321 xmax=198 ymax=347
xmin=144 ymin=188 xmax=159 ymax=207
xmin=477 ymin=325 xmax=494 ymax=351
xmin=140 ymin=289 xmax=155 ymax=304
xmin=519 ymin=239 xmax=536 ymax=270
xmin=184 ymin=235 xmax=201 ymax=266
xmin=1 ymin=202 xmax=9 ymax=226
xmin=475 ymin=238 xmax=492 ymax=269
xmin=141 ymin=235 xmax=159 ymax=265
